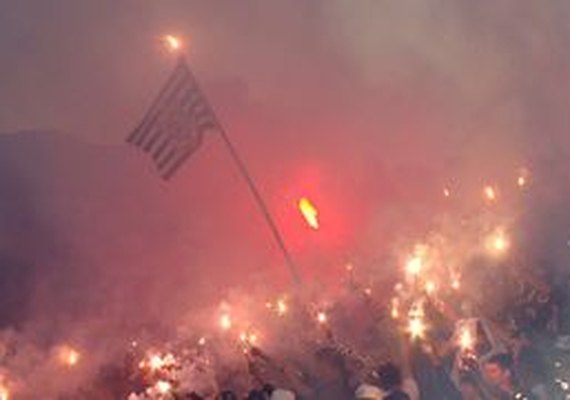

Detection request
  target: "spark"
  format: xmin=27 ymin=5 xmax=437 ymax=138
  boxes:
xmin=141 ymin=352 xmax=176 ymax=372
xmin=155 ymin=380 xmax=172 ymax=395
xmin=486 ymin=228 xmax=509 ymax=257
xmin=443 ymin=188 xmax=451 ymax=198
xmin=317 ymin=311 xmax=328 ymax=325
xmin=405 ymin=246 xmax=427 ymax=277
xmin=408 ymin=317 xmax=426 ymax=340
xmin=163 ymin=34 xmax=181 ymax=52
xmin=517 ymin=168 xmax=529 ymax=188
xmin=298 ymin=197 xmax=319 ymax=230
xmin=239 ymin=331 xmax=259 ymax=346
xmin=219 ymin=313 xmax=232 ymax=331
xmin=0 ymin=384 xmax=8 ymax=400
xmin=425 ymin=280 xmax=436 ymax=295
xmin=276 ymin=298 xmax=288 ymax=316
xmin=451 ymin=278 xmax=460 ymax=290
xmin=458 ymin=328 xmax=474 ymax=352
xmin=483 ymin=185 xmax=497 ymax=202
xmin=406 ymin=256 xmax=422 ymax=276
xmin=58 ymin=345 xmax=81 ymax=367
xmin=391 ymin=298 xmax=400 ymax=319
xmin=198 ymin=337 xmax=207 ymax=346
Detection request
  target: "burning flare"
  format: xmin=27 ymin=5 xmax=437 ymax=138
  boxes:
xmin=163 ymin=34 xmax=182 ymax=52
xmin=459 ymin=328 xmax=474 ymax=352
xmin=219 ymin=313 xmax=232 ymax=331
xmin=298 ymin=197 xmax=319 ymax=230
xmin=483 ymin=185 xmax=497 ymax=202
xmin=58 ymin=345 xmax=81 ymax=367
xmin=407 ymin=317 xmax=426 ymax=340
xmin=317 ymin=311 xmax=328 ymax=325
xmin=155 ymin=380 xmax=172 ymax=395
xmin=485 ymin=228 xmax=509 ymax=257
xmin=0 ymin=383 xmax=8 ymax=400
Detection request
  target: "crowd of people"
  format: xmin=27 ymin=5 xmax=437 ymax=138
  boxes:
xmin=119 ymin=276 xmax=570 ymax=400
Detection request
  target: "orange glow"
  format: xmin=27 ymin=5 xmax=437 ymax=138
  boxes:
xmin=240 ymin=331 xmax=259 ymax=346
xmin=276 ymin=298 xmax=288 ymax=316
xmin=425 ymin=280 xmax=436 ymax=295
xmin=219 ymin=313 xmax=232 ymax=331
xmin=156 ymin=380 xmax=172 ymax=395
xmin=459 ymin=328 xmax=474 ymax=351
xmin=485 ymin=228 xmax=509 ymax=257
xmin=408 ymin=317 xmax=426 ymax=340
xmin=298 ymin=197 xmax=319 ymax=230
xmin=163 ymin=34 xmax=181 ymax=52
xmin=517 ymin=167 xmax=529 ymax=188
xmin=58 ymin=345 xmax=80 ymax=367
xmin=391 ymin=298 xmax=400 ymax=319
xmin=0 ymin=382 xmax=8 ymax=400
xmin=451 ymin=278 xmax=461 ymax=290
xmin=484 ymin=185 xmax=497 ymax=202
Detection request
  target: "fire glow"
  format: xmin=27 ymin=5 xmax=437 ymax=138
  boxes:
xmin=163 ymin=34 xmax=181 ymax=52
xmin=298 ymin=197 xmax=319 ymax=230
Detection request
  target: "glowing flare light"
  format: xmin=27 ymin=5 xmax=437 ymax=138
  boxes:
xmin=408 ymin=317 xmax=426 ymax=340
xmin=484 ymin=185 xmax=497 ymax=202
xmin=298 ymin=197 xmax=319 ymax=230
xmin=485 ymin=228 xmax=509 ymax=257
xmin=219 ymin=313 xmax=232 ymax=331
xmin=163 ymin=34 xmax=181 ymax=52
xmin=459 ymin=328 xmax=474 ymax=352
xmin=0 ymin=385 xmax=8 ymax=400
xmin=58 ymin=345 xmax=81 ymax=368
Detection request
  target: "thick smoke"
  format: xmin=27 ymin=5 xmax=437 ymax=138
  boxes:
xmin=0 ymin=0 xmax=570 ymax=396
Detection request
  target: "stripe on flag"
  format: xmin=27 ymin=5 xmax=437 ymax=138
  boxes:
xmin=127 ymin=57 xmax=218 ymax=180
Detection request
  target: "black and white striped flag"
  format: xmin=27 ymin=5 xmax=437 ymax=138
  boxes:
xmin=127 ymin=57 xmax=218 ymax=180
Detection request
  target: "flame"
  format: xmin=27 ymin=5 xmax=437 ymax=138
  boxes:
xmin=391 ymin=298 xmax=400 ymax=319
xmin=58 ymin=345 xmax=80 ymax=367
xmin=155 ymin=380 xmax=172 ymax=395
xmin=459 ymin=328 xmax=474 ymax=351
xmin=141 ymin=352 xmax=176 ymax=372
xmin=483 ymin=185 xmax=497 ymax=202
xmin=0 ymin=384 xmax=8 ymax=400
xmin=406 ymin=257 xmax=422 ymax=276
xmin=451 ymin=277 xmax=461 ymax=290
xmin=298 ymin=197 xmax=319 ymax=230
xmin=408 ymin=317 xmax=426 ymax=340
xmin=405 ymin=245 xmax=428 ymax=278
xmin=486 ymin=228 xmax=509 ymax=256
xmin=517 ymin=167 xmax=529 ymax=188
xmin=219 ymin=313 xmax=232 ymax=331
xmin=276 ymin=298 xmax=288 ymax=316
xmin=425 ymin=280 xmax=436 ymax=295
xmin=240 ymin=331 xmax=259 ymax=346
xmin=163 ymin=34 xmax=181 ymax=52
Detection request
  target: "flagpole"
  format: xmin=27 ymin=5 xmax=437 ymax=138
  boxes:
xmin=183 ymin=57 xmax=302 ymax=286
xmin=217 ymin=122 xmax=302 ymax=286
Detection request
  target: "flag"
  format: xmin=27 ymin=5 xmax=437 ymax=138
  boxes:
xmin=127 ymin=57 xmax=218 ymax=180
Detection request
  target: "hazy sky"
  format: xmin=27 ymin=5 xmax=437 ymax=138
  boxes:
xmin=2 ymin=3 xmax=570 ymax=395
xmin=0 ymin=0 xmax=568 ymax=159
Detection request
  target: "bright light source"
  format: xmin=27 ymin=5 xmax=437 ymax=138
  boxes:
xmin=163 ymin=34 xmax=182 ymax=52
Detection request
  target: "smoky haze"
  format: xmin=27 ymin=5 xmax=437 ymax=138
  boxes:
xmin=1 ymin=0 xmax=570 ymax=396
